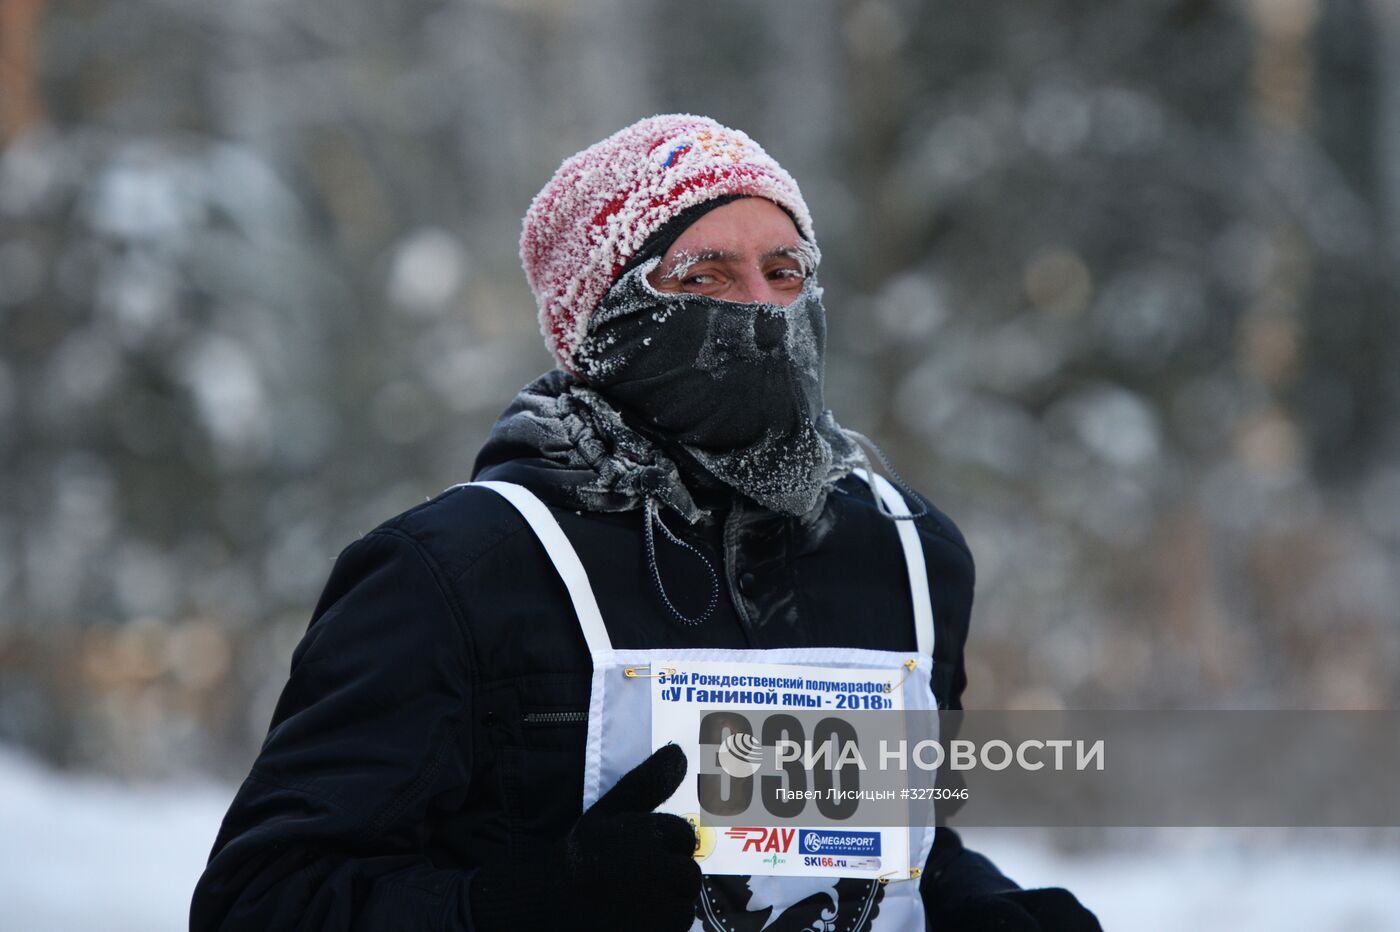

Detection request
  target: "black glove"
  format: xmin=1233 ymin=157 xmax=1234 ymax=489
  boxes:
xmin=468 ymin=743 xmax=701 ymax=931
xmin=944 ymin=887 xmax=1103 ymax=932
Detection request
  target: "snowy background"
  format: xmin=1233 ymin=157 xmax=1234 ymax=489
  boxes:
xmin=2 ymin=0 xmax=1399 ymax=928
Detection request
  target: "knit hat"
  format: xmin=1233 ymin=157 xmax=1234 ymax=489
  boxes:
xmin=520 ymin=114 xmax=815 ymax=374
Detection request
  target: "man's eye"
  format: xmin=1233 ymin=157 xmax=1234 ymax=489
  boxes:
xmin=770 ymin=267 xmax=805 ymax=281
xmin=682 ymin=273 xmax=717 ymax=286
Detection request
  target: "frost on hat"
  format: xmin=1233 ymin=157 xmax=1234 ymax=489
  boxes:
xmin=520 ymin=113 xmax=815 ymax=374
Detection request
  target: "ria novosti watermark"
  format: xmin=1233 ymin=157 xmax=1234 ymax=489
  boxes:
xmin=740 ymin=732 xmax=1106 ymax=776
xmin=695 ymin=710 xmax=1400 ymax=828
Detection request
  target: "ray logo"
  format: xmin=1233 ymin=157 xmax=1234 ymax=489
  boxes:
xmin=724 ymin=826 xmax=795 ymax=853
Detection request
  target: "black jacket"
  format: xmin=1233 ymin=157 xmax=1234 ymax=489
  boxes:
xmin=190 ymin=430 xmax=1019 ymax=930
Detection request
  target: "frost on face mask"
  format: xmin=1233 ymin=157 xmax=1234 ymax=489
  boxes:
xmin=574 ymin=261 xmax=862 ymax=519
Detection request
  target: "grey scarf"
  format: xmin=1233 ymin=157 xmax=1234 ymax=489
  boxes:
xmin=471 ymin=368 xmax=866 ymax=527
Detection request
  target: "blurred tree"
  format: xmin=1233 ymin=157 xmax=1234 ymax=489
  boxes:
xmin=1 ymin=0 xmax=47 ymax=142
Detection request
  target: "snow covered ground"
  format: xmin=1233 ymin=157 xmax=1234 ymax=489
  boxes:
xmin=1 ymin=743 xmax=1396 ymax=931
xmin=970 ymin=827 xmax=1400 ymax=931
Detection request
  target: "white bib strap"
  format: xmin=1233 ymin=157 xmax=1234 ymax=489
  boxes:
xmin=855 ymin=470 xmax=936 ymax=658
xmin=463 ymin=475 xmax=930 ymax=659
xmin=465 ymin=480 xmax=614 ymax=657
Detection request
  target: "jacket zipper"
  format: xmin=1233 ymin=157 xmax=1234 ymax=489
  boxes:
xmin=521 ymin=710 xmax=588 ymax=725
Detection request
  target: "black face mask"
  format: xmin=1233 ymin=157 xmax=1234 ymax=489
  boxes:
xmin=575 ymin=261 xmax=850 ymax=517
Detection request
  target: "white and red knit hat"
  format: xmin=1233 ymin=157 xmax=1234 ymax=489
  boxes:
xmin=520 ymin=113 xmax=815 ymax=374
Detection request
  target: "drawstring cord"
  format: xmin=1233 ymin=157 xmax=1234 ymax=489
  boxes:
xmin=644 ymin=495 xmax=720 ymax=626
xmin=844 ymin=429 xmax=929 ymax=522
xmin=640 ymin=431 xmax=916 ymax=625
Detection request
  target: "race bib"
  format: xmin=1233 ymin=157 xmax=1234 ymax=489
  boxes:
xmin=650 ymin=659 xmax=915 ymax=879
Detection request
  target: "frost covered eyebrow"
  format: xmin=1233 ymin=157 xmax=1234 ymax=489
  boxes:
xmin=659 ymin=244 xmax=815 ymax=281
xmin=763 ymin=245 xmax=815 ymax=274
xmin=657 ymin=249 xmax=739 ymax=281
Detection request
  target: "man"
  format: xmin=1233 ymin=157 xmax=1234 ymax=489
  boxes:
xmin=191 ymin=114 xmax=1101 ymax=931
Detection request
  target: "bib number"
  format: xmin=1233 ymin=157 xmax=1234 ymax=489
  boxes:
xmin=650 ymin=659 xmax=916 ymax=879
